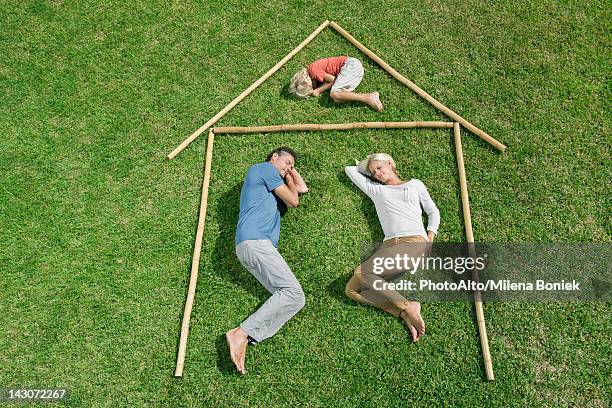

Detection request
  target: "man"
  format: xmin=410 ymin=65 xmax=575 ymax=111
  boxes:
xmin=226 ymin=147 xmax=308 ymax=374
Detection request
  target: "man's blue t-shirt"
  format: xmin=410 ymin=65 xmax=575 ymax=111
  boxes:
xmin=235 ymin=162 xmax=286 ymax=247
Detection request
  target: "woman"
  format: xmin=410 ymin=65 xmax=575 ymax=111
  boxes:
xmin=344 ymin=153 xmax=440 ymax=342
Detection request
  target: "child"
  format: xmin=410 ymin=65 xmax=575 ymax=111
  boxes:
xmin=289 ymin=56 xmax=383 ymax=111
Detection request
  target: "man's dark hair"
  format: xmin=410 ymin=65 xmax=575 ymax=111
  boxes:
xmin=266 ymin=146 xmax=297 ymax=162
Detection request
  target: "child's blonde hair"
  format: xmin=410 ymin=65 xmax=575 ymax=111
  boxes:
xmin=288 ymin=68 xmax=313 ymax=98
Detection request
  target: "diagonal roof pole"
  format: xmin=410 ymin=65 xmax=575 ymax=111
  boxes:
xmin=166 ymin=20 xmax=330 ymax=160
xmin=330 ymin=21 xmax=507 ymax=152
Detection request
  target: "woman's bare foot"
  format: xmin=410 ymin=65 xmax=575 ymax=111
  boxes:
xmin=226 ymin=327 xmax=248 ymax=374
xmin=400 ymin=302 xmax=425 ymax=342
xmin=368 ymin=92 xmax=384 ymax=111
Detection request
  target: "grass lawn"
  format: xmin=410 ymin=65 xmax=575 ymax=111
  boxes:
xmin=1 ymin=0 xmax=610 ymax=406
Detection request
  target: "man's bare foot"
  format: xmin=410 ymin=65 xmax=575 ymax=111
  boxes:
xmin=226 ymin=327 xmax=248 ymax=374
xmin=400 ymin=302 xmax=425 ymax=342
xmin=368 ymin=92 xmax=383 ymax=111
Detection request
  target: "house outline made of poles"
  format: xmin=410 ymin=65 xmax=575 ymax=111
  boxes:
xmin=171 ymin=20 xmax=506 ymax=380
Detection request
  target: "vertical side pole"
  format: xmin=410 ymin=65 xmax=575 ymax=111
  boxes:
xmin=454 ymin=122 xmax=495 ymax=380
xmin=175 ymin=129 xmax=216 ymax=377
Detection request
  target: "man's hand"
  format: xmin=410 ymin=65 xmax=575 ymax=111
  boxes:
xmin=427 ymin=231 xmax=435 ymax=242
xmin=288 ymin=168 xmax=308 ymax=194
xmin=283 ymin=170 xmax=294 ymax=183
xmin=274 ymin=176 xmax=299 ymax=208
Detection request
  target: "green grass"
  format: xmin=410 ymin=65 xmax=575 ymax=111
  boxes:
xmin=1 ymin=0 xmax=610 ymax=407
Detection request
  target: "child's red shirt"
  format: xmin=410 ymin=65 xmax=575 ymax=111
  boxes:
xmin=307 ymin=56 xmax=348 ymax=83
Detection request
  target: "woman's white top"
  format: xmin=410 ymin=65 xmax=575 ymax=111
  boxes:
xmin=345 ymin=166 xmax=440 ymax=241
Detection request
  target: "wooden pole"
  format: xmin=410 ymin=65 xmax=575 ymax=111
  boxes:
xmin=167 ymin=20 xmax=330 ymax=160
xmin=453 ymin=122 xmax=494 ymax=380
xmin=330 ymin=21 xmax=507 ymax=153
xmin=213 ymin=121 xmax=453 ymax=134
xmin=175 ymin=129 xmax=215 ymax=377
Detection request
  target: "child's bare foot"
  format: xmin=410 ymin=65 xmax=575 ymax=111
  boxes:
xmin=368 ymin=92 xmax=383 ymax=112
xmin=226 ymin=327 xmax=248 ymax=374
xmin=368 ymin=92 xmax=383 ymax=111
xmin=400 ymin=302 xmax=425 ymax=342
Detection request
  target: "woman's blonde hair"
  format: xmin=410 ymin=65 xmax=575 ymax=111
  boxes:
xmin=357 ymin=153 xmax=397 ymax=176
xmin=288 ymin=68 xmax=313 ymax=98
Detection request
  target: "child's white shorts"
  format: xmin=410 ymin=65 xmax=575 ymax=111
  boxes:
xmin=331 ymin=57 xmax=364 ymax=92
